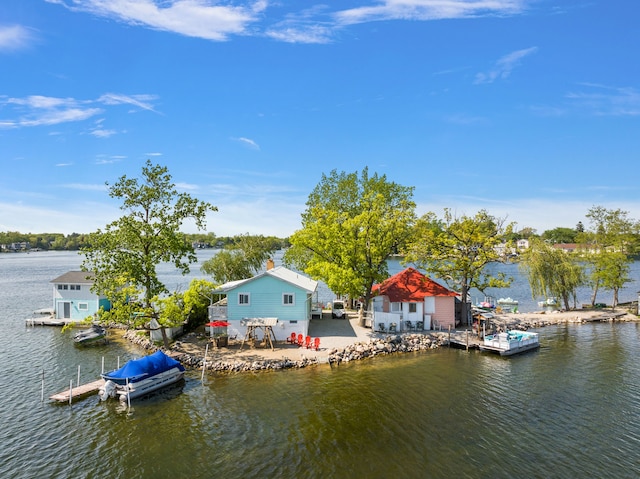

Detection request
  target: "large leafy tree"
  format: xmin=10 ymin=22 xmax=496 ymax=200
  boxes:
xmin=578 ymin=206 xmax=639 ymax=308
xmin=81 ymin=160 xmax=216 ymax=347
xmin=284 ymin=168 xmax=416 ymax=314
xmin=201 ymin=234 xmax=278 ymax=284
xmin=519 ymin=238 xmax=585 ymax=310
xmin=403 ymin=209 xmax=514 ymax=326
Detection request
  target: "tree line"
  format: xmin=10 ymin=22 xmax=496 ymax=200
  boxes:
xmin=45 ymin=161 xmax=638 ymax=346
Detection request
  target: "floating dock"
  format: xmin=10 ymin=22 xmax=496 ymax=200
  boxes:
xmin=50 ymin=379 xmax=104 ymax=403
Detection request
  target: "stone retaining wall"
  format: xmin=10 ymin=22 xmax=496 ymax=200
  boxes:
xmin=123 ymin=330 xmax=448 ymax=373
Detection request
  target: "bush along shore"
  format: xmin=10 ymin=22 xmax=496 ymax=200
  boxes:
xmin=123 ymin=330 xmax=449 ymax=373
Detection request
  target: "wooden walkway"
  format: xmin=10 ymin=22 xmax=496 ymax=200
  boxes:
xmin=50 ymin=379 xmax=104 ymax=403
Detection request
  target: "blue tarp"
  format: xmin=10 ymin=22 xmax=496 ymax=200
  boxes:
xmin=102 ymin=350 xmax=184 ymax=383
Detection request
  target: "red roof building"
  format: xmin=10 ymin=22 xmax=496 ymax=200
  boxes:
xmin=371 ymin=268 xmax=458 ymax=331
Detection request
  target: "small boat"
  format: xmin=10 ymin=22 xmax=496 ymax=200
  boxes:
xmin=538 ymin=297 xmax=559 ymax=310
xmin=497 ymin=297 xmax=519 ymax=312
xmin=479 ymin=330 xmax=539 ymax=356
xmin=99 ymin=350 xmax=185 ymax=402
xmin=73 ymin=325 xmax=107 ymax=345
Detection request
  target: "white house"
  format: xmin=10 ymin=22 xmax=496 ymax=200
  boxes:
xmin=371 ymin=267 xmax=459 ymax=332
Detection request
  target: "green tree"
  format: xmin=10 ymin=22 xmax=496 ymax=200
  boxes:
xmin=541 ymin=227 xmax=578 ymax=244
xmin=519 ymin=238 xmax=585 ymax=310
xmin=201 ymin=234 xmax=278 ymax=283
xmin=578 ymin=206 xmax=639 ymax=307
xmin=81 ymin=160 xmax=216 ymax=348
xmin=404 ymin=209 xmax=514 ymax=326
xmin=284 ymin=168 xmax=416 ymax=315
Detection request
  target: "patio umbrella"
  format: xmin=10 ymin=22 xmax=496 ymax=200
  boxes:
xmin=206 ymin=321 xmax=230 ymax=327
xmin=206 ymin=320 xmax=230 ymax=337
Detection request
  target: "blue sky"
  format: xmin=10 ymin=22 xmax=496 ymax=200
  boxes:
xmin=1 ymin=1 xmax=639 ymax=238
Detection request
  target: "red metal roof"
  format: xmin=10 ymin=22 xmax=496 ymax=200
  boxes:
xmin=372 ymin=267 xmax=458 ymax=302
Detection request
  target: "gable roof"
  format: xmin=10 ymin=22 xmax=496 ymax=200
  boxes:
xmin=214 ymin=266 xmax=318 ymax=293
xmin=50 ymin=271 xmax=95 ymax=284
xmin=372 ymin=267 xmax=458 ymax=302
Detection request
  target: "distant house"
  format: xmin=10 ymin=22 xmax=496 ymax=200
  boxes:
xmin=210 ymin=262 xmax=318 ymax=341
xmin=370 ymin=267 xmax=459 ymax=331
xmin=50 ymin=271 xmax=111 ymax=322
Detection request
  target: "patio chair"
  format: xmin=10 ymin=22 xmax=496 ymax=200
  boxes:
xmin=303 ymin=335 xmax=312 ymax=348
xmin=416 ymin=321 xmax=424 ymax=331
xmin=389 ymin=322 xmax=397 ymax=333
xmin=312 ymin=337 xmax=320 ymax=351
xmin=378 ymin=323 xmax=387 ymax=333
xmin=286 ymin=332 xmax=297 ymax=343
xmin=405 ymin=320 xmax=414 ymax=332
xmin=296 ymin=333 xmax=304 ymax=346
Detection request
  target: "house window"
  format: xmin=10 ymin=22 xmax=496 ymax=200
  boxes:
xmin=57 ymin=285 xmax=63 ymax=290
xmin=409 ymin=303 xmax=417 ymax=313
xmin=78 ymin=302 xmax=89 ymax=311
xmin=238 ymin=293 xmax=250 ymax=305
xmin=70 ymin=285 xmax=81 ymax=291
xmin=63 ymin=284 xmax=68 ymax=290
xmin=283 ymin=293 xmax=295 ymax=305
xmin=391 ymin=302 xmax=401 ymax=312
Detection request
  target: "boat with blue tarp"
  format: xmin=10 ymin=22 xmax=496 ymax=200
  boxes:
xmin=99 ymin=350 xmax=185 ymax=402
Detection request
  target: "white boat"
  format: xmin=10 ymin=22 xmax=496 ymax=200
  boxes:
xmin=538 ymin=297 xmax=559 ymax=309
xmin=99 ymin=350 xmax=185 ymax=402
xmin=497 ymin=297 xmax=519 ymax=306
xmin=73 ymin=325 xmax=107 ymax=345
xmin=479 ymin=330 xmax=539 ymax=356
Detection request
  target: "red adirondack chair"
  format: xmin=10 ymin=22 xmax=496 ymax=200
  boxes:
xmin=286 ymin=332 xmax=296 ymax=343
xmin=296 ymin=333 xmax=304 ymax=346
xmin=304 ymin=335 xmax=311 ymax=348
xmin=312 ymin=337 xmax=320 ymax=351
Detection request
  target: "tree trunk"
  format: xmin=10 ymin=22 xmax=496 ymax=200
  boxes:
xmin=590 ymin=281 xmax=600 ymax=306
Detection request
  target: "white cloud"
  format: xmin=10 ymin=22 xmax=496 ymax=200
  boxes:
xmin=0 ymin=24 xmax=35 ymax=51
xmin=0 ymin=93 xmax=158 ymax=129
xmin=474 ymin=46 xmax=538 ymax=84
xmin=232 ymin=136 xmax=260 ymax=150
xmin=49 ymin=1 xmax=530 ymax=44
xmin=566 ymin=84 xmax=640 ymax=117
xmin=335 ymin=0 xmax=525 ymax=26
xmin=54 ymin=0 xmax=266 ymax=41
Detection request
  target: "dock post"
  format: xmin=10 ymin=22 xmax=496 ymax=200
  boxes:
xmin=448 ymin=325 xmax=451 ymax=347
xmin=201 ymin=343 xmax=209 ymax=382
xmin=77 ymin=365 xmax=80 ymax=388
xmin=69 ymin=380 xmax=73 ymax=406
xmin=101 ymin=356 xmax=104 ymax=374
xmin=126 ymin=378 xmax=131 ymax=410
xmin=466 ymin=330 xmax=469 ymax=351
xmin=41 ymin=369 xmax=45 ymax=402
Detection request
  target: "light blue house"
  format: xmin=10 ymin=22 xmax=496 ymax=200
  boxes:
xmin=210 ymin=264 xmax=318 ymax=341
xmin=50 ymin=271 xmax=110 ymax=322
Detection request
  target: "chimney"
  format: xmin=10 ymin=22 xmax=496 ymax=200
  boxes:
xmin=266 ymin=258 xmax=275 ymax=270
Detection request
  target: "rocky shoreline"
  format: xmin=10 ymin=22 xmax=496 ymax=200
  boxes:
xmin=121 ymin=308 xmax=639 ymax=374
xmin=123 ymin=329 xmax=449 ymax=373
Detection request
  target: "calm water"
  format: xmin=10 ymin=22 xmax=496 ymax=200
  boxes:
xmin=1 ymin=252 xmax=640 ymax=478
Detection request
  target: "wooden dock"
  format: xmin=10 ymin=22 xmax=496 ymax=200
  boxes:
xmin=50 ymin=379 xmax=104 ymax=403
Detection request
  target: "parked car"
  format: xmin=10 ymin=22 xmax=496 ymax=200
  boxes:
xmin=331 ymin=300 xmax=345 ymax=319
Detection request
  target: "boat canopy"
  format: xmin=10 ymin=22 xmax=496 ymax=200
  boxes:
xmin=103 ymin=351 xmax=184 ymax=382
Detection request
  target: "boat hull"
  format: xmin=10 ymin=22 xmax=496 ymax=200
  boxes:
xmin=479 ymin=330 xmax=540 ymax=356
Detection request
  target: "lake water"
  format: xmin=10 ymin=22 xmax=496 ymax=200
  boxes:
xmin=1 ymin=251 xmax=639 ymax=478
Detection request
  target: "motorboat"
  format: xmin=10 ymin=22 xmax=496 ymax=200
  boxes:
xmin=538 ymin=297 xmax=560 ymax=310
xmin=479 ymin=330 xmax=539 ymax=356
xmin=497 ymin=297 xmax=519 ymax=308
xmin=73 ymin=325 xmax=107 ymax=345
xmin=99 ymin=350 xmax=185 ymax=402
